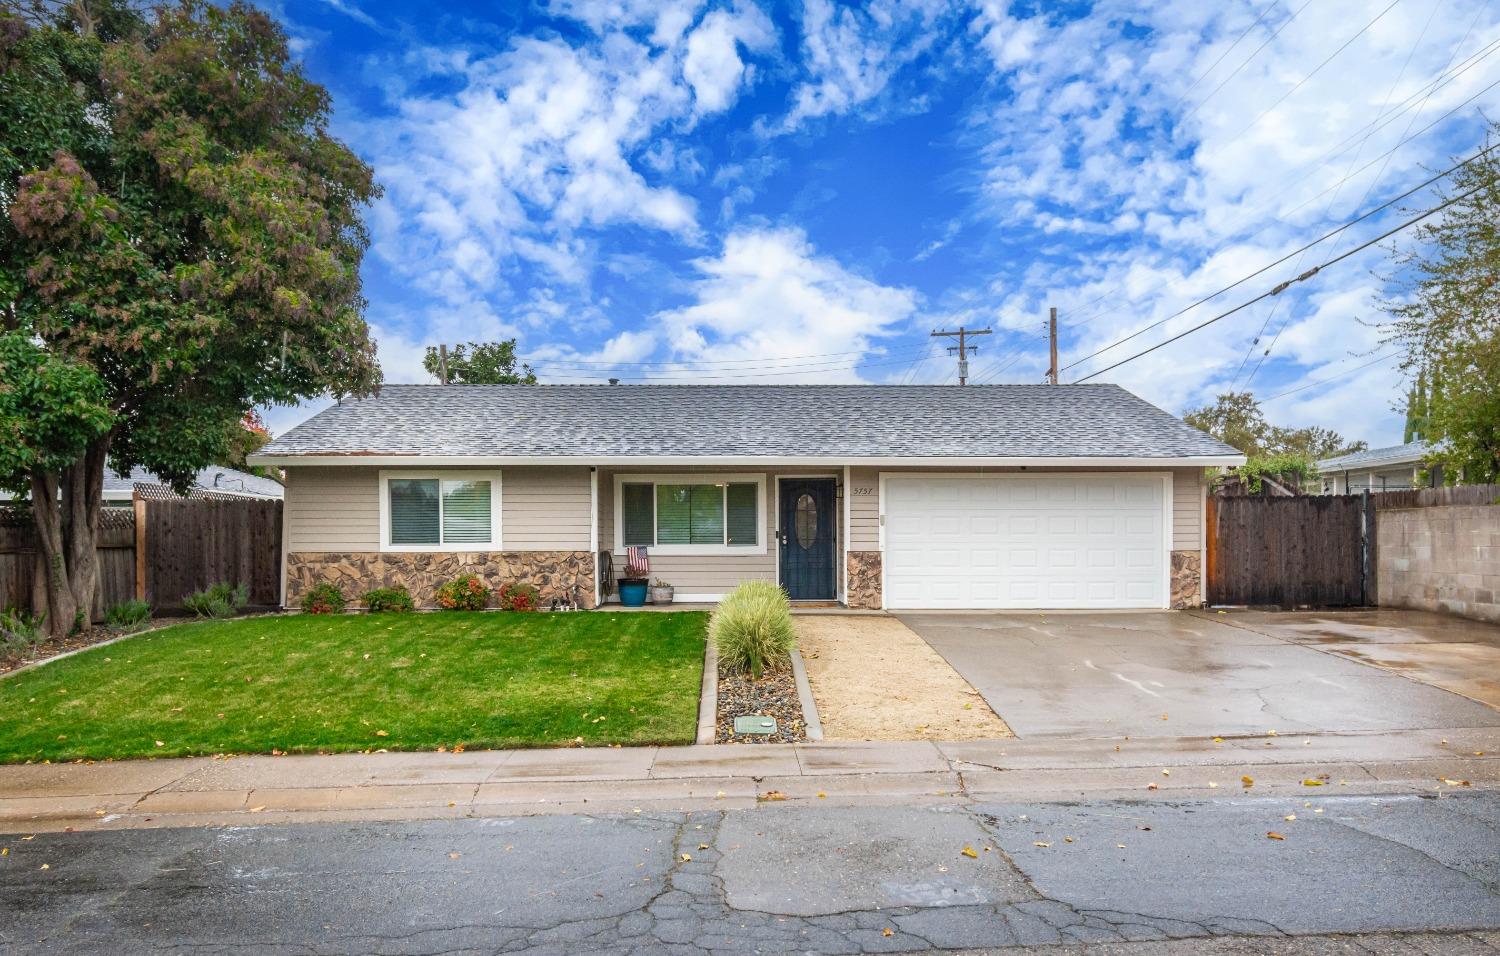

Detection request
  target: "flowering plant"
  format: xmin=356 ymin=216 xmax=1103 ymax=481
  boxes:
xmin=435 ymin=573 xmax=489 ymax=611
xmin=497 ymin=582 xmax=541 ymax=611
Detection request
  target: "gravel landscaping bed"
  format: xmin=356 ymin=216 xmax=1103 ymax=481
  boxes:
xmin=715 ymin=663 xmax=807 ymax=744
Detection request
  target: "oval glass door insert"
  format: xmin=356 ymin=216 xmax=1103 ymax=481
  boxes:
xmin=795 ymin=493 xmax=818 ymax=549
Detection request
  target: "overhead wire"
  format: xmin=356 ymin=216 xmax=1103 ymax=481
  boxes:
xmin=1260 ymin=351 xmax=1402 ymax=402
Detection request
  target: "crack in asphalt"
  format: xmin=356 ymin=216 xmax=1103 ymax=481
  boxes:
xmin=9 ymin=796 xmax=1500 ymax=955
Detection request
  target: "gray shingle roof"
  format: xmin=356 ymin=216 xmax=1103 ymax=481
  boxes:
xmin=102 ymin=465 xmax=285 ymax=499
xmin=1317 ymin=440 xmax=1430 ymax=472
xmin=256 ymin=384 xmax=1241 ymax=460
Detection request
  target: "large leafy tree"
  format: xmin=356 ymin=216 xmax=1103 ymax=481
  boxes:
xmin=1 ymin=1 xmax=380 ymax=634
xmin=1381 ymin=125 xmax=1500 ymax=482
xmin=422 ymin=340 xmax=537 ymax=384
xmin=1184 ymin=391 xmax=1365 ymax=491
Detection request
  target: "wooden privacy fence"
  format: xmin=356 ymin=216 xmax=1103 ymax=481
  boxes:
xmin=0 ymin=508 xmax=136 ymax=622
xmin=0 ymin=497 xmax=282 ymax=620
xmin=138 ymin=498 xmax=282 ymax=611
xmin=1206 ymin=494 xmax=1373 ymax=608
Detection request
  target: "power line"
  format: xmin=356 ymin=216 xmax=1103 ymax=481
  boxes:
xmin=1201 ymin=0 xmax=1400 ymax=160
xmin=1261 ymin=351 xmax=1402 ymax=401
xmin=1060 ymin=142 xmax=1496 ymax=376
xmin=1181 ymin=0 xmax=1318 ymax=124
xmin=1058 ymin=36 xmax=1500 ymax=333
xmin=525 ymin=345 xmax=926 ymax=369
xmin=1071 ymin=182 xmax=1482 ymax=383
xmin=1174 ymin=1 xmax=1282 ymax=109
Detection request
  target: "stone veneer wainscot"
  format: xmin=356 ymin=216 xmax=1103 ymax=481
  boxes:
xmin=286 ymin=551 xmax=596 ymax=609
xmin=1169 ymin=550 xmax=1202 ymax=609
xmin=846 ymin=551 xmax=882 ymax=609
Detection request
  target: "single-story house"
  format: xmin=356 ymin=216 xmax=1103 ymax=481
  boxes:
xmin=103 ymin=464 xmax=285 ymax=503
xmin=248 ymin=384 xmax=1243 ymax=611
xmin=1316 ymin=441 xmax=1437 ymax=494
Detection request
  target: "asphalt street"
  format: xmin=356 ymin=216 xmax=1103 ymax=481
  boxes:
xmin=2 ymin=791 xmax=1498 ymax=954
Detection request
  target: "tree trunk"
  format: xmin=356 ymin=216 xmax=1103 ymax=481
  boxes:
xmin=29 ymin=470 xmax=76 ymax=638
xmin=29 ymin=434 xmax=111 ymax=637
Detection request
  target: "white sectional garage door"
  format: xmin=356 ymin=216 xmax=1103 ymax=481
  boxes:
xmin=882 ymin=473 xmax=1169 ymax=610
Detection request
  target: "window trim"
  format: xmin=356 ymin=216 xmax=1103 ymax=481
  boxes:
xmin=378 ymin=470 xmax=502 ymax=553
xmin=612 ymin=473 xmax=766 ymax=556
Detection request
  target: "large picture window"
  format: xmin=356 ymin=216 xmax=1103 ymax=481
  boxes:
xmin=381 ymin=472 xmax=499 ymax=551
xmin=615 ymin=475 xmax=763 ymax=554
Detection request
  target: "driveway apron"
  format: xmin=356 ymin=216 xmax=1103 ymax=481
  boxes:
xmin=897 ymin=611 xmax=1500 ymax=739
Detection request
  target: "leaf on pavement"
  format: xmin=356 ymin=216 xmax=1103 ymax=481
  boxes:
xmin=760 ymin=790 xmax=787 ymax=802
xmin=882 ymin=928 xmax=894 ymax=938
xmin=1032 ymin=842 xmax=1051 ymax=848
xmin=1266 ymin=832 xmax=1285 ymax=840
xmin=961 ymin=846 xmax=979 ymax=858
xmin=1241 ymin=776 xmax=1254 ymax=788
xmin=1302 ymin=779 xmax=1325 ymax=787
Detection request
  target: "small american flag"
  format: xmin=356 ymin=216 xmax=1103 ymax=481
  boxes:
xmin=625 ymin=546 xmax=649 ymax=577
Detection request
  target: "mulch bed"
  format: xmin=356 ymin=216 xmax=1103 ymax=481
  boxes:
xmin=0 ymin=626 xmax=122 ymax=676
xmin=715 ymin=663 xmax=807 ymax=744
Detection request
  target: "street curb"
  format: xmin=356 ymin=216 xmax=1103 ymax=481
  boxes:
xmin=696 ymin=640 xmax=718 ymax=745
xmin=790 ymin=648 xmax=823 ymax=741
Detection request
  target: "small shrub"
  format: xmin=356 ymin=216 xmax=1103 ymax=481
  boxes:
xmin=301 ymin=581 xmax=347 ymax=615
xmin=104 ymin=599 xmax=152 ymax=633
xmin=436 ymin=573 xmax=489 ymax=611
xmin=364 ymin=585 xmax=415 ymax=613
xmin=497 ymin=582 xmax=540 ymax=611
xmin=710 ymin=581 xmax=796 ymax=679
xmin=182 ymin=581 xmax=248 ymax=619
xmin=0 ymin=607 xmax=46 ymax=659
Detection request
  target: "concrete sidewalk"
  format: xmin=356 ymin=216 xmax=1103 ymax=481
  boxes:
xmin=3 ymin=726 xmax=1497 ymax=832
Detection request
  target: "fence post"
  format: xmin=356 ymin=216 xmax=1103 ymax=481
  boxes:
xmin=133 ymin=493 xmax=147 ymax=603
xmin=1361 ymin=490 xmax=1377 ymax=607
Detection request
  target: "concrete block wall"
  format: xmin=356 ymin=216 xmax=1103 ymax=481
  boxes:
xmin=1377 ymin=504 xmax=1500 ymax=625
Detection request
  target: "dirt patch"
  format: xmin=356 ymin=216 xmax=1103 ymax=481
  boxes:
xmin=796 ymin=616 xmax=1012 ymax=740
xmin=1 ymin=626 xmax=122 ymax=676
xmin=715 ymin=663 xmax=807 ymax=744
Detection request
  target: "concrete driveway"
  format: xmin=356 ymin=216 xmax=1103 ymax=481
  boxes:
xmin=898 ymin=609 xmax=1500 ymax=739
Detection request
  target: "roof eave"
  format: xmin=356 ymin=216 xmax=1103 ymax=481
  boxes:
xmin=250 ymin=453 xmax=1247 ymax=468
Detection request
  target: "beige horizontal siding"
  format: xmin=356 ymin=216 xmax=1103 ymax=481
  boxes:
xmin=598 ymin=466 xmax=842 ymax=598
xmin=283 ymin=465 xmax=593 ymax=553
xmin=501 ymin=466 xmax=593 ymax=551
xmin=846 ymin=466 xmax=1205 ymax=552
xmin=284 ymin=466 xmax=379 ymax=551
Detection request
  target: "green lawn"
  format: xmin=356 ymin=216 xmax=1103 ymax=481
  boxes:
xmin=0 ymin=611 xmax=707 ymax=762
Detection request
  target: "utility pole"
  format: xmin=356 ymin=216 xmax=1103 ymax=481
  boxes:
xmin=437 ymin=343 xmax=450 ymax=385
xmin=1047 ymin=307 xmax=1058 ymax=384
xmin=931 ymin=326 xmax=992 ymax=385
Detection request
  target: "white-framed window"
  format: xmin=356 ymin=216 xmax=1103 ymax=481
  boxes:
xmin=613 ymin=473 xmax=765 ymax=556
xmin=378 ymin=470 xmax=501 ymax=552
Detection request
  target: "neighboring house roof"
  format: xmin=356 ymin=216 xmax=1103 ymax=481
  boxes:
xmin=253 ymin=384 xmax=1243 ymax=463
xmin=102 ymin=465 xmax=284 ymax=500
xmin=1317 ymin=441 xmax=1430 ymax=473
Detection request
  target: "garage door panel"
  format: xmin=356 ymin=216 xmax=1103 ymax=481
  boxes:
xmin=883 ymin=473 xmax=1166 ymax=610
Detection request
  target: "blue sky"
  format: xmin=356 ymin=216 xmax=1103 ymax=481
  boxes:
xmin=261 ymin=0 xmax=1500 ymax=447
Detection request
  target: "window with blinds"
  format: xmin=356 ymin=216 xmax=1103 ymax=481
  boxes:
xmin=620 ymin=480 xmax=759 ymax=548
xmin=387 ymin=477 xmax=492 ymax=546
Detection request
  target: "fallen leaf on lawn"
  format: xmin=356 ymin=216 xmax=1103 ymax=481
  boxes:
xmin=1241 ymin=776 xmax=1255 ymax=788
xmin=760 ymin=791 xmax=787 ymax=802
xmin=882 ymin=928 xmax=894 ymax=938
xmin=960 ymin=846 xmax=979 ymax=858
xmin=375 ymin=730 xmax=388 ymax=737
xmin=154 ymin=741 xmax=164 ymax=747
xmin=1302 ymin=779 xmax=1325 ymax=787
xmin=1266 ymin=832 xmax=1285 ymax=840
xmin=1032 ymin=842 xmax=1050 ymax=848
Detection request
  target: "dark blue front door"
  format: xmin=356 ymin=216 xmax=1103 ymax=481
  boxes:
xmin=778 ymin=478 xmax=836 ymax=601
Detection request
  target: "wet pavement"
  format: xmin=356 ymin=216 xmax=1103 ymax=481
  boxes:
xmin=2 ymin=793 xmax=1497 ymax=954
xmin=1216 ymin=608 xmax=1500 ymax=710
xmin=899 ymin=610 xmax=1500 ymax=739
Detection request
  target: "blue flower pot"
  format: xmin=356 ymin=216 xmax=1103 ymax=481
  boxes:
xmin=618 ymin=580 xmax=648 ymax=607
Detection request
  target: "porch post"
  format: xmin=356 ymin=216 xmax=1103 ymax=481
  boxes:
xmin=590 ymin=466 xmax=600 ymax=608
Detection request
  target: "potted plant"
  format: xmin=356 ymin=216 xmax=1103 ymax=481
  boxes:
xmin=618 ymin=548 xmax=649 ymax=607
xmin=650 ymin=578 xmax=674 ymax=605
